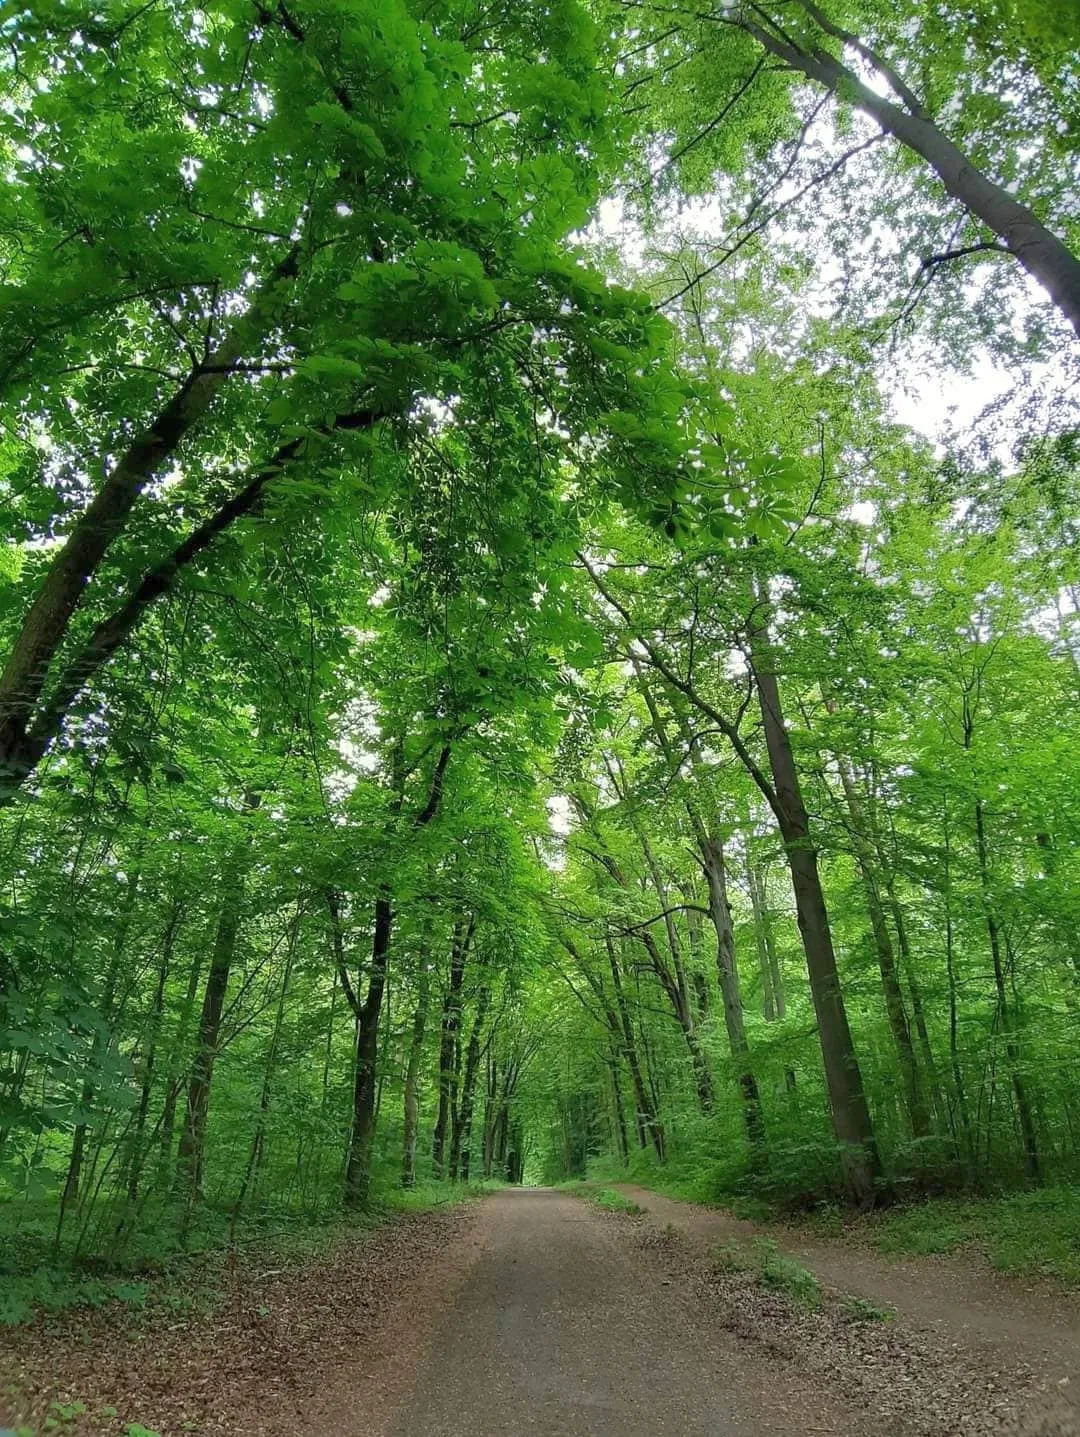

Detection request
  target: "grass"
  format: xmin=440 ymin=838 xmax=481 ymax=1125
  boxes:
xmin=752 ymin=1238 xmax=821 ymax=1308
xmin=590 ymin=1188 xmax=644 ymax=1215
xmin=869 ymin=1184 xmax=1080 ymax=1285
xmin=839 ymin=1294 xmax=894 ymax=1324
xmin=708 ymin=1233 xmax=821 ymax=1308
xmin=0 ymin=1177 xmax=493 ymax=1327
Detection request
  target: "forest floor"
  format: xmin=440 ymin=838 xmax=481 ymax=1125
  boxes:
xmin=2 ymin=1186 xmax=1078 ymax=1436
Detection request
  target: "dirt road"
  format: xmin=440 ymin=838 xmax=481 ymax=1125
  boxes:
xmin=391 ymin=1186 xmax=843 ymax=1436
xmin=4 ymin=1186 xmax=1079 ymax=1436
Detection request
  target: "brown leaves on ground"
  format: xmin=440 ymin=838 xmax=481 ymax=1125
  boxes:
xmin=0 ymin=1202 xmax=483 ymax=1437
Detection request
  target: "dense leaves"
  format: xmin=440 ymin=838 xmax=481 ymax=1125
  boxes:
xmin=0 ymin=0 xmax=1078 ymax=1305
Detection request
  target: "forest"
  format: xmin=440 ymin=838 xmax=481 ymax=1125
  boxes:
xmin=2 ymin=0 xmax=1080 ymax=1329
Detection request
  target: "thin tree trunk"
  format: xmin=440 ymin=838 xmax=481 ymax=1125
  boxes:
xmin=450 ymin=983 xmax=491 ymax=1181
xmin=401 ymin=940 xmax=431 ymax=1189
xmin=344 ymin=743 xmax=452 ymax=1205
xmin=156 ymin=944 xmax=205 ymax=1189
xmin=698 ymin=831 xmax=767 ymax=1153
xmin=433 ymin=917 xmax=473 ymax=1179
xmin=634 ymin=673 xmax=763 ymax=1144
xmin=608 ymin=936 xmax=664 ymax=1159
xmin=747 ymin=592 xmax=881 ymax=1202
xmin=174 ymin=863 xmax=246 ymax=1205
xmin=942 ymin=798 xmax=975 ymax=1169
xmin=974 ymin=796 xmax=1040 ymax=1181
xmin=747 ymin=859 xmax=785 ymax=1019
xmin=608 ymin=1047 xmax=630 ymax=1165
xmin=230 ymin=917 xmax=298 ymax=1236
xmin=59 ymin=858 xmax=143 ymax=1225
xmin=834 ymin=755 xmax=930 ymax=1139
xmin=124 ymin=903 xmax=182 ymax=1203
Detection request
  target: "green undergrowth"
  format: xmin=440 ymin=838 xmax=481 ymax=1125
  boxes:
xmin=590 ymin=1187 xmax=644 ymax=1214
xmin=0 ymin=1396 xmax=161 ymax=1436
xmin=709 ymin=1233 xmax=820 ymax=1308
xmin=0 ymin=1179 xmax=493 ymax=1327
xmin=712 ymin=1237 xmax=894 ymax=1319
xmin=578 ymin=1132 xmax=865 ymax=1215
xmin=611 ymin=1160 xmax=1080 ymax=1288
xmin=864 ymin=1185 xmax=1080 ymax=1285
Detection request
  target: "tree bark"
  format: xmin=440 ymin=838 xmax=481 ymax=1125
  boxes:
xmin=697 ymin=830 xmax=767 ymax=1153
xmin=450 ymin=982 xmax=491 ymax=1181
xmin=343 ymin=743 xmax=452 ymax=1205
xmin=343 ymin=894 xmax=392 ymax=1206
xmin=834 ymin=755 xmax=930 ymax=1139
xmin=124 ymin=901 xmax=182 ymax=1204
xmin=747 ymin=859 xmax=785 ymax=1020
xmin=433 ymin=916 xmax=473 ymax=1179
xmin=607 ymin=935 xmax=665 ymax=1159
xmin=634 ymin=669 xmax=764 ymax=1150
xmin=174 ymin=865 xmax=245 ymax=1205
xmin=974 ymin=796 xmax=1040 ymax=1181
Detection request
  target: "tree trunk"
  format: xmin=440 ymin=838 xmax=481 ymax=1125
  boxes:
xmin=401 ymin=942 xmax=431 ymax=1189
xmin=230 ymin=916 xmax=298 ymax=1235
xmin=747 ymin=860 xmax=785 ymax=1019
xmin=942 ymin=798 xmax=975 ymax=1169
xmin=834 ymin=755 xmax=930 ymax=1139
xmin=698 ymin=831 xmax=767 ymax=1153
xmin=433 ymin=917 xmax=473 ymax=1179
xmin=59 ymin=858 xmax=143 ymax=1223
xmin=174 ymin=868 xmax=245 ymax=1205
xmin=974 ymin=797 xmax=1040 ymax=1181
xmin=344 ymin=744 xmax=452 ymax=1205
xmin=156 ymin=944 xmax=205 ymax=1189
xmin=608 ymin=1048 xmax=630 ymax=1165
xmin=344 ymin=893 xmax=392 ymax=1206
xmin=607 ymin=936 xmax=664 ymax=1159
xmin=634 ymin=671 xmax=762 ymax=1138
xmin=124 ymin=903 xmax=181 ymax=1203
xmin=740 ymin=10 xmax=1080 ymax=336
xmin=748 ymin=595 xmax=881 ymax=1202
xmin=450 ymin=983 xmax=490 ymax=1181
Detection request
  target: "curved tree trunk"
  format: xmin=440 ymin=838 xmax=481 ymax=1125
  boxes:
xmin=739 ymin=7 xmax=1080 ymax=337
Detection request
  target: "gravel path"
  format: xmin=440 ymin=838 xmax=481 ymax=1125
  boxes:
xmin=391 ymin=1186 xmax=850 ymax=1436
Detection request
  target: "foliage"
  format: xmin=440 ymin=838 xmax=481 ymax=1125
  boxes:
xmin=0 ymin=0 xmax=1078 ymax=1351
xmin=752 ymin=1239 xmax=821 ymax=1309
xmin=839 ymin=1295 xmax=894 ymax=1324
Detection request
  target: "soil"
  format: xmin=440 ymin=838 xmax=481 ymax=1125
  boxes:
xmin=2 ymin=1187 xmax=1078 ymax=1436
